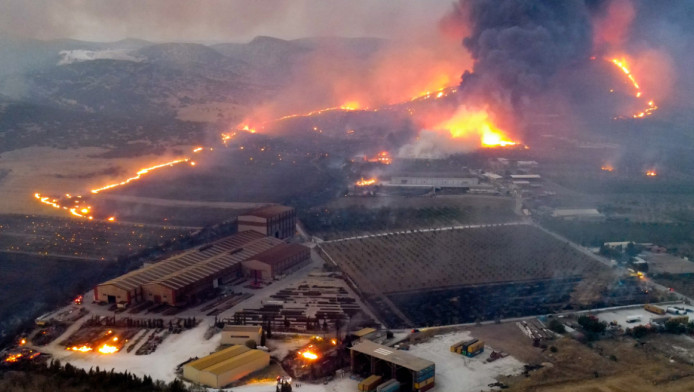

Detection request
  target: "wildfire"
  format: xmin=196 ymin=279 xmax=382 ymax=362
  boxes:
xmin=409 ymin=86 xmax=458 ymax=102
xmin=481 ymin=124 xmax=517 ymax=147
xmin=645 ymin=170 xmax=657 ymax=177
xmin=601 ymin=164 xmax=614 ymax=172
xmin=356 ymin=178 xmax=377 ymax=187
xmin=241 ymin=125 xmax=257 ymax=134
xmin=366 ymin=151 xmax=392 ymax=165
xmin=608 ymin=57 xmax=658 ymax=118
xmin=437 ymin=107 xmax=518 ymax=148
xmin=91 ymin=158 xmax=190 ymax=194
xmin=4 ymin=353 xmax=22 ymax=363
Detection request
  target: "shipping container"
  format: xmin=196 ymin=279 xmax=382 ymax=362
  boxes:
xmin=418 ymin=380 xmax=435 ymax=392
xmin=414 ymin=376 xmax=434 ymax=389
xmin=376 ymin=379 xmax=400 ymax=392
xmin=669 ymin=315 xmax=689 ymax=324
xmin=359 ymin=375 xmax=382 ymax=392
xmin=464 ymin=340 xmax=485 ymax=357
xmin=644 ymin=304 xmax=666 ymax=315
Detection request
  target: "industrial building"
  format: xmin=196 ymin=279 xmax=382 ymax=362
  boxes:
xmin=238 ymin=205 xmax=296 ymax=239
xmin=183 ymin=345 xmax=270 ymax=388
xmin=386 ymin=176 xmax=479 ymax=188
xmin=509 ymin=174 xmax=542 ymax=181
xmin=221 ymin=325 xmax=263 ymax=346
xmin=351 ymin=340 xmax=435 ymax=392
xmin=551 ymin=208 xmax=605 ymax=221
xmin=95 ymin=230 xmax=310 ymax=306
xmin=241 ymin=243 xmax=311 ymax=281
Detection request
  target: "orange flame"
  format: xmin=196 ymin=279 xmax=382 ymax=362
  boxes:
xmin=437 ymin=107 xmax=518 ymax=148
xmin=91 ymin=158 xmax=190 ymax=194
xmin=645 ymin=170 xmax=657 ymax=177
xmin=609 ymin=57 xmax=658 ymax=118
xmin=356 ymin=178 xmax=377 ymax=187
xmin=4 ymin=353 xmax=22 ymax=362
xmin=601 ymin=164 xmax=614 ymax=172
xmin=97 ymin=343 xmax=119 ymax=354
xmin=301 ymin=351 xmax=318 ymax=360
xmin=68 ymin=345 xmax=92 ymax=352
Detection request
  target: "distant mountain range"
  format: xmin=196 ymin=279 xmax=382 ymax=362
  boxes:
xmin=0 ymin=35 xmax=386 ymax=151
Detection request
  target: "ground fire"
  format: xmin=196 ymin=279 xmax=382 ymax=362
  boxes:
xmin=608 ymin=57 xmax=658 ymax=119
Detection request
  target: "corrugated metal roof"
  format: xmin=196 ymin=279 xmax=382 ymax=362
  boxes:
xmin=351 ymin=340 xmax=434 ymax=372
xmin=186 ymin=345 xmax=250 ymax=370
xmin=148 ymin=237 xmax=284 ymax=290
xmin=202 ymin=350 xmax=270 ymax=375
xmin=222 ymin=325 xmax=263 ymax=333
xmin=239 ymin=205 xmax=294 ymax=219
xmin=99 ymin=231 xmax=266 ymax=291
xmin=250 ymin=243 xmax=309 ymax=267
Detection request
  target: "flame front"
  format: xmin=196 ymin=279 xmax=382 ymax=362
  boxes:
xmin=608 ymin=57 xmax=658 ymax=119
xmin=91 ymin=158 xmax=190 ymax=194
xmin=436 ymin=107 xmax=518 ymax=148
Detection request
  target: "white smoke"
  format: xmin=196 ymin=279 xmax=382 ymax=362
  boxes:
xmin=398 ymin=128 xmax=477 ymax=159
xmin=57 ymin=49 xmax=143 ymax=65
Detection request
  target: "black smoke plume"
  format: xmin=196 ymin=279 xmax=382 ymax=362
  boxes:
xmin=452 ymin=0 xmax=594 ymax=114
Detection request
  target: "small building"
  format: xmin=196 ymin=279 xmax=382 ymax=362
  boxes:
xmin=387 ymin=176 xmax=479 ymax=188
xmin=551 ymin=208 xmax=604 ymax=221
xmin=238 ymin=205 xmax=296 ymax=239
xmin=351 ymin=340 xmax=435 ymax=392
xmin=241 ymin=243 xmax=311 ymax=281
xmin=221 ymin=325 xmax=263 ymax=346
xmin=183 ymin=345 xmax=270 ymax=388
xmin=352 ymin=327 xmax=378 ymax=342
xmin=509 ymin=174 xmax=542 ymax=181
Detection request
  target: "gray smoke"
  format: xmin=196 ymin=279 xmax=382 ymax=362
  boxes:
xmin=452 ymin=0 xmax=594 ymax=114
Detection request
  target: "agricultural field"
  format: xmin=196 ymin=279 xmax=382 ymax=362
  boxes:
xmin=0 ymin=253 xmax=120 ymax=348
xmin=320 ymin=223 xmax=606 ymax=296
xmin=318 ymin=224 xmax=658 ymax=327
xmin=0 ymin=214 xmax=191 ymax=260
xmin=302 ymin=195 xmax=517 ymax=240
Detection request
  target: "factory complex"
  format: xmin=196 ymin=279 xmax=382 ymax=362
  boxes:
xmin=94 ymin=206 xmax=306 ymax=307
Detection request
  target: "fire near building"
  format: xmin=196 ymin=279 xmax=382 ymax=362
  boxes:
xmin=183 ymin=345 xmax=270 ymax=388
xmin=351 ymin=340 xmax=435 ymax=392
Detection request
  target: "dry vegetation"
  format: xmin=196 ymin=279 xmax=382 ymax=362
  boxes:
xmin=504 ymin=336 xmax=694 ymax=391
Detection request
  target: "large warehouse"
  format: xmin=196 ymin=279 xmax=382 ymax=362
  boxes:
xmin=241 ymin=243 xmax=311 ymax=281
xmin=183 ymin=345 xmax=270 ymax=388
xmin=238 ymin=205 xmax=296 ymax=239
xmin=95 ymin=230 xmax=310 ymax=306
xmin=351 ymin=340 xmax=435 ymax=392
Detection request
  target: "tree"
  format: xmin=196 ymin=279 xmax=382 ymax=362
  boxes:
xmin=548 ymin=319 xmax=566 ymax=334
xmin=245 ymin=339 xmax=257 ymax=349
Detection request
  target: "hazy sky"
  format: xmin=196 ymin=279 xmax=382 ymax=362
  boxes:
xmin=1 ymin=0 xmax=454 ymax=43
